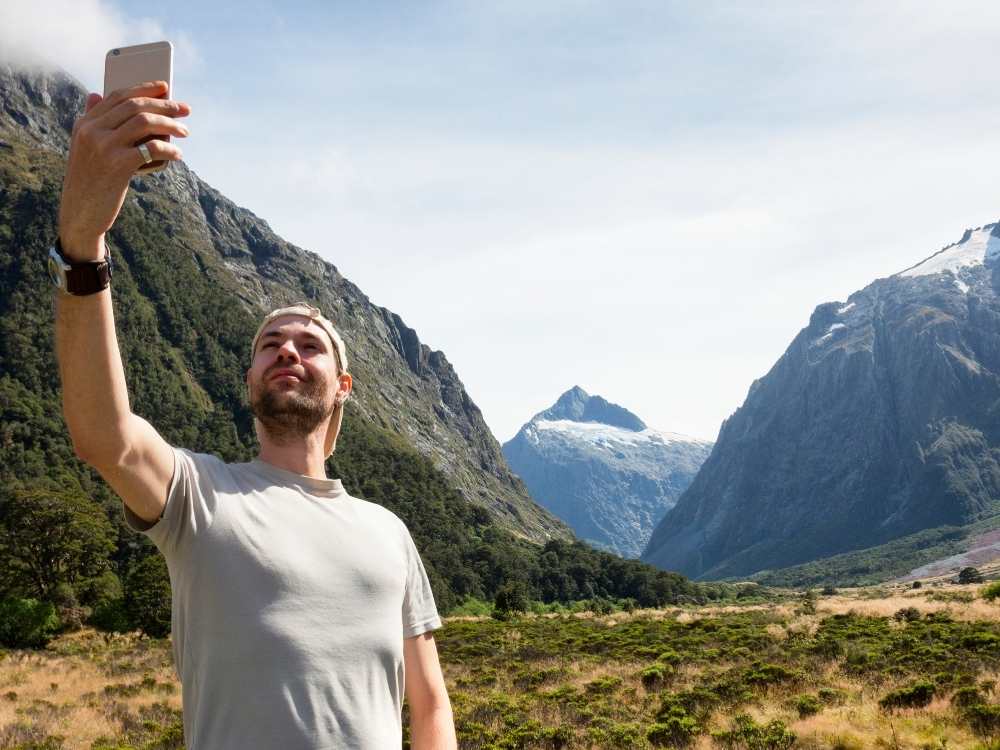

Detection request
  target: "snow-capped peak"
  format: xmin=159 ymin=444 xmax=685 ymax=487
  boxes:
xmin=897 ymin=225 xmax=1000 ymax=282
xmin=532 ymin=418 xmax=711 ymax=449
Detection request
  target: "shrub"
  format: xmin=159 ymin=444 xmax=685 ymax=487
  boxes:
xmin=796 ymin=693 xmax=822 ymax=717
xmin=893 ymin=606 xmax=921 ymax=622
xmin=641 ymin=664 xmax=670 ymax=690
xmin=0 ymin=597 xmax=61 ymax=649
xmin=879 ymin=681 xmax=935 ymax=711
xmin=712 ymin=713 xmax=795 ymax=750
xmin=981 ymin=581 xmax=1000 ymax=602
xmin=821 ymin=585 xmax=838 ymax=596
xmin=88 ymin=597 xmax=132 ymax=633
xmin=912 ymin=580 xmax=922 ymax=589
xmin=962 ymin=702 xmax=1000 ymax=737
xmin=959 ymin=567 xmax=985 ymax=584
xmin=952 ymin=686 xmax=984 ymax=708
xmin=492 ymin=581 xmax=529 ymax=621
xmin=648 ymin=715 xmax=699 ymax=747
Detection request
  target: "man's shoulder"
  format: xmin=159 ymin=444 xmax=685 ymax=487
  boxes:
xmin=340 ymin=490 xmax=408 ymax=531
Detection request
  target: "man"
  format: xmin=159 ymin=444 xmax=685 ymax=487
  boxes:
xmin=53 ymin=80 xmax=457 ymax=749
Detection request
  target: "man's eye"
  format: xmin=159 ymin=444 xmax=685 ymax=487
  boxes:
xmin=263 ymin=343 xmax=276 ymax=348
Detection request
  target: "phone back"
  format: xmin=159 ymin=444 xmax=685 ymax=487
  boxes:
xmin=104 ymin=41 xmax=173 ymax=96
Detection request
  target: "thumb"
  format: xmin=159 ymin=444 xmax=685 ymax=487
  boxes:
xmin=84 ymin=93 xmax=102 ymax=113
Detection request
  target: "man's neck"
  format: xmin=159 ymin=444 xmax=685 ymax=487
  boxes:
xmin=256 ymin=434 xmax=328 ymax=479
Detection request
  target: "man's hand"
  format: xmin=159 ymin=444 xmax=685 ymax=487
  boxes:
xmin=58 ymin=80 xmax=191 ymax=261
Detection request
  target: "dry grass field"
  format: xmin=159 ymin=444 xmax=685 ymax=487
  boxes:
xmin=2 ymin=580 xmax=1000 ymax=748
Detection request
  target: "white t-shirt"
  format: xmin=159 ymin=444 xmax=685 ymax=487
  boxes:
xmin=122 ymin=446 xmax=442 ymax=750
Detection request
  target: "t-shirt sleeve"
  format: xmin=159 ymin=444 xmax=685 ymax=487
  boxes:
xmin=120 ymin=446 xmax=220 ymax=558
xmin=401 ymin=526 xmax=443 ymax=639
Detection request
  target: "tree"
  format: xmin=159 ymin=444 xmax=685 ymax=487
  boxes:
xmin=959 ymin=567 xmax=984 ymax=585
xmin=125 ymin=554 xmax=172 ymax=638
xmin=0 ymin=486 xmax=116 ymax=600
xmin=493 ymin=581 xmax=529 ymax=620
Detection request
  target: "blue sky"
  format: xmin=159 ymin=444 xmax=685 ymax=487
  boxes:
xmin=6 ymin=1 xmax=1000 ymax=442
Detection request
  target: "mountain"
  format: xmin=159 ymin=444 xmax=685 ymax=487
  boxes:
xmin=0 ymin=62 xmax=570 ymax=546
xmin=503 ymin=387 xmax=713 ymax=558
xmin=0 ymin=62 xmax=718 ymax=616
xmin=642 ymin=224 xmax=1000 ymax=581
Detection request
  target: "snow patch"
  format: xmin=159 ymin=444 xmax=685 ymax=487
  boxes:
xmin=837 ymin=302 xmax=855 ymax=314
xmin=813 ymin=322 xmax=846 ymax=346
xmin=954 ymin=278 xmax=970 ymax=294
xmin=534 ymin=419 xmax=711 ymax=448
xmin=899 ymin=226 xmax=1000 ymax=280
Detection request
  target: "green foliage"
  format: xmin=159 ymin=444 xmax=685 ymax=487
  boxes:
xmin=0 ymin=485 xmax=116 ymax=600
xmin=981 ymin=581 xmax=1000 ymax=601
xmin=641 ymin=663 xmax=671 ymax=690
xmin=960 ymin=567 xmax=986 ymax=584
xmin=0 ymin=597 xmax=61 ymax=648
xmin=88 ymin=596 xmax=132 ymax=634
xmin=124 ymin=555 xmax=171 ymax=639
xmin=711 ymin=713 xmax=796 ymax=749
xmin=492 ymin=581 xmax=529 ymax=620
xmin=795 ymin=693 xmax=822 ymax=717
xmin=878 ymin=681 xmax=936 ymax=711
xmin=648 ymin=714 xmax=700 ymax=747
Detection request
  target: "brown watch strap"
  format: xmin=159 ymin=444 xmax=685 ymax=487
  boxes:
xmin=56 ymin=238 xmax=114 ymax=295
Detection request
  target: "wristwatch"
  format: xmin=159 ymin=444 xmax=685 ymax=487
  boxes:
xmin=47 ymin=237 xmax=113 ymax=295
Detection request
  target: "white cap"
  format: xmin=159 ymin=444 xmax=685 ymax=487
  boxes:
xmin=251 ymin=301 xmax=347 ymax=374
xmin=250 ymin=301 xmax=349 ymax=459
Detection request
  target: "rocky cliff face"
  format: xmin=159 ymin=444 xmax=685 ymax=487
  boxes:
xmin=0 ymin=62 xmax=571 ymax=544
xmin=503 ymin=387 xmax=713 ymax=557
xmin=643 ymin=226 xmax=1000 ymax=579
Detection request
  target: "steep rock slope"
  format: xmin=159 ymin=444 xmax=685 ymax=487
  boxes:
xmin=643 ymin=225 xmax=1000 ymax=579
xmin=0 ymin=62 xmax=571 ymax=544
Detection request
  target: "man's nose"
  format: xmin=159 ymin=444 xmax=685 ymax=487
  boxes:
xmin=276 ymin=341 xmax=300 ymax=361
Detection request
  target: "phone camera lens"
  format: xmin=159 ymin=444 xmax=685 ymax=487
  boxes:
xmin=112 ymin=49 xmax=120 ymax=56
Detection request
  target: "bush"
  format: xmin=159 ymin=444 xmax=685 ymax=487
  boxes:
xmin=492 ymin=581 xmax=529 ymax=621
xmin=962 ymin=702 xmax=1000 ymax=737
xmin=88 ymin=597 xmax=133 ymax=633
xmin=76 ymin=571 xmax=124 ymax=609
xmin=981 ymin=581 xmax=1000 ymax=602
xmin=647 ymin=715 xmax=699 ymax=747
xmin=879 ymin=681 xmax=935 ymax=711
xmin=912 ymin=580 xmax=922 ymax=589
xmin=0 ymin=597 xmax=61 ymax=649
xmin=712 ymin=713 xmax=795 ymax=750
xmin=641 ymin=664 xmax=670 ymax=690
xmin=796 ymin=693 xmax=822 ymax=717
xmin=893 ymin=606 xmax=921 ymax=622
xmin=821 ymin=585 xmax=838 ymax=596
xmin=959 ymin=567 xmax=985 ymax=584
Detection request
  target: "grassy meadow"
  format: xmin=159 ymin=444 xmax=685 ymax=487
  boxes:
xmin=3 ymin=580 xmax=1000 ymax=749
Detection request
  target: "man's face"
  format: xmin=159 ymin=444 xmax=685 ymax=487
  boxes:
xmin=246 ymin=316 xmax=339 ymax=440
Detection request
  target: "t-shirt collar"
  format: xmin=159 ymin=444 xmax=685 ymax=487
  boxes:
xmin=248 ymin=457 xmax=346 ymax=497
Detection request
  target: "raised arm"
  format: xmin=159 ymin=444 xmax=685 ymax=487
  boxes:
xmin=55 ymin=82 xmax=190 ymax=524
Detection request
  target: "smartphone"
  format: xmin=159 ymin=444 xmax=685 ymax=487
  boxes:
xmin=104 ymin=41 xmax=173 ymax=174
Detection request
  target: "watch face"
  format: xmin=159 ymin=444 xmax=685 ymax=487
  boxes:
xmin=47 ymin=250 xmax=66 ymax=290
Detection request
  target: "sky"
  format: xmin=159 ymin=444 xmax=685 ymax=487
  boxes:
xmin=5 ymin=1 xmax=1000 ymax=443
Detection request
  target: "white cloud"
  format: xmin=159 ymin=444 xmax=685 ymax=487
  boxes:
xmin=0 ymin=0 xmax=198 ymax=91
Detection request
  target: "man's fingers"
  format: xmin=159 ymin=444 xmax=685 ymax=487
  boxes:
xmin=84 ymin=93 xmax=103 ymax=114
xmin=127 ymin=138 xmax=184 ymax=171
xmin=115 ymin=112 xmax=190 ymax=146
xmin=87 ymin=80 xmax=169 ymax=120
xmin=97 ymin=96 xmax=191 ymax=131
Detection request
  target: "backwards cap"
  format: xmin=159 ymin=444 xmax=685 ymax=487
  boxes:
xmin=250 ymin=302 xmax=348 ymax=373
xmin=250 ymin=301 xmax=349 ymax=459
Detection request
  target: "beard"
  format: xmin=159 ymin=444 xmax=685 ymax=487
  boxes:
xmin=250 ymin=372 xmax=334 ymax=444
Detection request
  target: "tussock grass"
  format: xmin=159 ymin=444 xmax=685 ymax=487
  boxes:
xmin=4 ymin=583 xmax=1000 ymax=747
